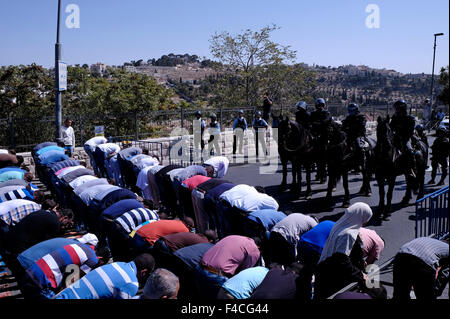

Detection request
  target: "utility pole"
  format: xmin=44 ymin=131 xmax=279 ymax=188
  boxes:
xmin=430 ymin=33 xmax=444 ymax=109
xmin=55 ymin=0 xmax=63 ymax=142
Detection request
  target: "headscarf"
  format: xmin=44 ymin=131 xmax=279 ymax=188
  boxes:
xmin=318 ymin=202 xmax=373 ymax=264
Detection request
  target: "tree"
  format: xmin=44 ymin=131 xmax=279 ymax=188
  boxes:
xmin=0 ymin=64 xmax=54 ymax=118
xmin=209 ymin=24 xmax=296 ymax=106
xmin=258 ymin=63 xmax=316 ymax=108
xmin=437 ymin=65 xmax=449 ymax=105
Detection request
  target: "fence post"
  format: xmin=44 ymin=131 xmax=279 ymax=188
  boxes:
xmin=135 ymin=112 xmax=139 ymax=141
xmin=219 ymin=106 xmax=223 ymax=130
xmin=9 ymin=116 xmax=15 ymax=150
xmin=79 ymin=114 xmax=83 ymax=147
xmin=181 ymin=107 xmax=184 ymax=129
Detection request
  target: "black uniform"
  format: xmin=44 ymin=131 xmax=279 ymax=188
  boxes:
xmin=253 ymin=118 xmax=268 ymax=156
xmin=342 ymin=113 xmax=367 ymax=151
xmin=295 ymin=108 xmax=311 ymax=130
xmin=310 ymin=109 xmax=331 ymax=137
xmin=429 ymin=135 xmax=449 ymax=184
xmin=390 ymin=114 xmax=415 ymax=145
xmin=310 ymin=109 xmax=331 ymax=181
xmin=263 ymin=97 xmax=273 ymax=122
xmin=390 ymin=113 xmax=417 ymax=175
xmin=208 ymin=121 xmax=221 ymax=155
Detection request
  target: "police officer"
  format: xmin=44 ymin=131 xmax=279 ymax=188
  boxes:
xmin=233 ymin=110 xmax=247 ymax=155
xmin=193 ymin=110 xmax=206 ymax=153
xmin=414 ymin=124 xmax=428 ymax=147
xmin=422 ymin=99 xmax=432 ymax=128
xmin=428 ymin=126 xmax=449 ymax=186
xmin=389 ymin=99 xmax=417 ymax=179
xmin=252 ymin=111 xmax=269 ymax=158
xmin=262 ymin=92 xmax=273 ymax=122
xmin=295 ymin=101 xmax=311 ymax=130
xmin=341 ymin=103 xmax=367 ymax=152
xmin=207 ymin=113 xmax=221 ymax=156
xmin=310 ymin=98 xmax=331 ymax=183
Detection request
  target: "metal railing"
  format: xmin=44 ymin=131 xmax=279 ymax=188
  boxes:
xmin=1 ymin=103 xmax=420 ymax=153
xmin=415 ymin=186 xmax=449 ymax=238
xmin=326 ymin=256 xmax=395 ymax=299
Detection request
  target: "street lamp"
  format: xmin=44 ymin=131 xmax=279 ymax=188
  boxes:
xmin=430 ymin=33 xmax=444 ymax=110
xmin=55 ymin=0 xmax=63 ymax=143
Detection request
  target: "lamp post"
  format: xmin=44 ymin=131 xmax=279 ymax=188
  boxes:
xmin=430 ymin=33 xmax=444 ymax=110
xmin=55 ymin=0 xmax=63 ymax=143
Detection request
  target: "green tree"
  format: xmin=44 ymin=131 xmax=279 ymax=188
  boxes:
xmin=0 ymin=64 xmax=54 ymax=118
xmin=209 ymin=24 xmax=296 ymax=106
xmin=258 ymin=63 xmax=317 ymax=108
xmin=437 ymin=65 xmax=449 ymax=105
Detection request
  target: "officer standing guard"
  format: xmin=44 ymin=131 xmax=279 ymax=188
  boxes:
xmin=233 ymin=110 xmax=247 ymax=155
xmin=207 ymin=113 xmax=221 ymax=156
xmin=310 ymin=98 xmax=331 ymax=183
xmin=252 ymin=111 xmax=269 ymax=158
xmin=193 ymin=110 xmax=206 ymax=158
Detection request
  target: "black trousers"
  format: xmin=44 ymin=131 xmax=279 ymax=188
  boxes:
xmin=393 ymin=253 xmax=438 ymax=300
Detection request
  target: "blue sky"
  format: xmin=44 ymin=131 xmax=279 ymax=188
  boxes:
xmin=1 ymin=0 xmax=448 ymax=74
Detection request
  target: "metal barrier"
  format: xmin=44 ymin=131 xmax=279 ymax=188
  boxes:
xmin=107 ymin=136 xmax=164 ymax=164
xmin=415 ymin=186 xmax=449 ymax=238
xmin=326 ymin=256 xmax=395 ymax=299
xmin=1 ymin=103 xmax=410 ymax=153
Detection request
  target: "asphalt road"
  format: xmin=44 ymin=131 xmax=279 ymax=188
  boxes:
xmin=225 ymin=134 xmax=448 ymax=298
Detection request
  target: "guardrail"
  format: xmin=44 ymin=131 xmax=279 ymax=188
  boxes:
xmin=415 ymin=186 xmax=449 ymax=238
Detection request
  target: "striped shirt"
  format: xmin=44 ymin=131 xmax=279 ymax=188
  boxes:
xmin=115 ymin=208 xmax=160 ymax=234
xmin=25 ymin=243 xmax=98 ymax=291
xmin=55 ymin=261 xmax=139 ymax=299
xmin=55 ymin=165 xmax=84 ymax=178
xmin=398 ymin=237 xmax=449 ymax=271
xmin=48 ymin=160 xmax=80 ymax=173
xmin=0 ymin=185 xmax=24 ymax=195
xmin=0 ymin=187 xmax=34 ymax=203
xmin=0 ymin=199 xmax=41 ymax=225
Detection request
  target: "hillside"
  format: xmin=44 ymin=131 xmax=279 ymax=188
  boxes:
xmin=310 ymin=64 xmax=437 ymax=106
xmin=122 ymin=55 xmax=441 ymax=107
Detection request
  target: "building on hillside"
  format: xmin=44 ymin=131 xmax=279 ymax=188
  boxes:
xmin=90 ymin=63 xmax=108 ymax=76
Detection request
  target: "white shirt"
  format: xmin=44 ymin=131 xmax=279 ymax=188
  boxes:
xmin=134 ymin=156 xmax=159 ymax=170
xmin=204 ymin=156 xmax=230 ymax=178
xmin=69 ymin=175 xmax=99 ymax=189
xmin=84 ymin=136 xmax=108 ymax=152
xmin=96 ymin=143 xmax=121 ymax=155
xmin=61 ymin=125 xmax=75 ymax=146
xmin=219 ymin=184 xmax=279 ymax=212
xmin=136 ymin=166 xmax=153 ymax=200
